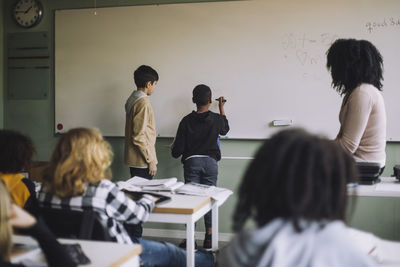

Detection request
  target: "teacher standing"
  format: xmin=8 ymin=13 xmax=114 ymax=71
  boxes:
xmin=326 ymin=39 xmax=386 ymax=168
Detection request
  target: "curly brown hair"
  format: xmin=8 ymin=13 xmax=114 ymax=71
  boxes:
xmin=0 ymin=130 xmax=35 ymax=174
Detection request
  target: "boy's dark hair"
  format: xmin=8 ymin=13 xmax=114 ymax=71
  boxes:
xmin=0 ymin=130 xmax=35 ymax=173
xmin=326 ymin=38 xmax=383 ymax=95
xmin=192 ymin=84 xmax=211 ymax=106
xmin=233 ymin=128 xmax=358 ymax=232
xmin=134 ymin=65 xmax=159 ymax=88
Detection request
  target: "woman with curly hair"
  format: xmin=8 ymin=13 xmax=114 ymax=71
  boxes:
xmin=326 ymin=38 xmax=386 ymax=169
xmin=217 ymin=128 xmax=377 ymax=267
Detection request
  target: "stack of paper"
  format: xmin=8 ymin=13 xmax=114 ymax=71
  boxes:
xmin=117 ymin=177 xmax=233 ymax=201
xmin=176 ymin=182 xmax=233 ymax=202
xmin=117 ymin=176 xmax=184 ymax=192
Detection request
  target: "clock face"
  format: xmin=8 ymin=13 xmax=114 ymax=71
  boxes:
xmin=13 ymin=0 xmax=43 ymax=28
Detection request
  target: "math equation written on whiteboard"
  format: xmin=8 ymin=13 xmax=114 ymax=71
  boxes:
xmin=365 ymin=17 xmax=400 ymax=33
xmin=280 ymin=33 xmax=338 ymax=81
xmin=281 ymin=33 xmax=338 ymax=67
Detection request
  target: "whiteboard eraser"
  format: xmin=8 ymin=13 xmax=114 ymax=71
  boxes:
xmin=272 ymin=119 xmax=293 ymax=126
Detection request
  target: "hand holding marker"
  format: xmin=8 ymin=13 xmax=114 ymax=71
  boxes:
xmin=215 ymin=97 xmax=227 ymax=103
xmin=216 ymin=96 xmax=226 ymax=116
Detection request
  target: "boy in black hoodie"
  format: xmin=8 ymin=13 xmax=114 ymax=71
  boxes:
xmin=171 ymin=84 xmax=229 ymax=249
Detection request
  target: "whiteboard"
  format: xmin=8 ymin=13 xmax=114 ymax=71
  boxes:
xmin=55 ymin=0 xmax=400 ymax=140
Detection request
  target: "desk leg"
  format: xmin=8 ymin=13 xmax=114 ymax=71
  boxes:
xmin=211 ymin=203 xmax=219 ymax=250
xmin=187 ymin=220 xmax=195 ymax=267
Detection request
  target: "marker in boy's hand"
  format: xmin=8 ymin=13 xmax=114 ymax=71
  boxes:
xmin=216 ymin=96 xmax=226 ymax=116
xmin=215 ymin=97 xmax=227 ymax=103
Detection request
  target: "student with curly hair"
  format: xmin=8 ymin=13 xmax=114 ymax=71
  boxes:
xmin=38 ymin=127 xmax=214 ymax=267
xmin=326 ymin=39 xmax=386 ymax=169
xmin=0 ymin=130 xmax=37 ymax=209
xmin=218 ymin=128 xmax=377 ymax=267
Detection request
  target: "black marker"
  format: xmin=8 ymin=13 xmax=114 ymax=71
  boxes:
xmin=215 ymin=98 xmax=227 ymax=103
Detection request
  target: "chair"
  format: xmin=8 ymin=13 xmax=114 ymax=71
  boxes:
xmin=37 ymin=207 xmax=115 ymax=242
xmin=356 ymin=162 xmax=382 ymax=185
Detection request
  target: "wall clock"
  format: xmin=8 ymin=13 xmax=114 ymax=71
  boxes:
xmin=13 ymin=0 xmax=43 ymax=28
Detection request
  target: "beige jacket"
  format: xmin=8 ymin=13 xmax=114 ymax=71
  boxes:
xmin=124 ymin=95 xmax=157 ymax=168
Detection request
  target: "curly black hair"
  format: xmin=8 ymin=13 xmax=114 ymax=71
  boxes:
xmin=326 ymin=38 xmax=383 ymax=95
xmin=192 ymin=84 xmax=212 ymax=106
xmin=0 ymin=130 xmax=35 ymax=173
xmin=233 ymin=128 xmax=358 ymax=232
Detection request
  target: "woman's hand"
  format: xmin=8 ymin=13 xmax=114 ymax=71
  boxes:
xmin=10 ymin=204 xmax=36 ymax=229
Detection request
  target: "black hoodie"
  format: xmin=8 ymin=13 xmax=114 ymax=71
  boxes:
xmin=171 ymin=111 xmax=229 ymax=163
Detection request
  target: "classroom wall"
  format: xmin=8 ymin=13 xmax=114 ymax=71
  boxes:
xmin=3 ymin=0 xmax=400 ymax=239
xmin=1 ymin=0 xmax=4 ymax=128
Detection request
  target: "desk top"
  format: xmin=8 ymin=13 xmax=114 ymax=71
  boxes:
xmin=152 ymin=194 xmax=211 ymax=214
xmin=12 ymin=235 xmax=141 ymax=267
xmin=349 ymin=177 xmax=400 ymax=198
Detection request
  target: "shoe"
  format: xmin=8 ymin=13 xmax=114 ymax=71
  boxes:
xmin=178 ymin=239 xmax=198 ymax=250
xmin=212 ymin=249 xmax=219 ymax=265
xmin=203 ymin=233 xmax=212 ymax=249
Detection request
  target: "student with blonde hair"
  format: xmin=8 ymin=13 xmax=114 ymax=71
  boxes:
xmin=38 ymin=127 xmax=214 ymax=267
xmin=0 ymin=182 xmax=76 ymax=267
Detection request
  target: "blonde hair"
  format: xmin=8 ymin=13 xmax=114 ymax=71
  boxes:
xmin=43 ymin=128 xmax=113 ymax=197
xmin=0 ymin=182 xmax=12 ymax=261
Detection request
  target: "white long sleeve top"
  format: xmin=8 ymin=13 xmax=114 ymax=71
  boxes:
xmin=336 ymin=83 xmax=386 ymax=167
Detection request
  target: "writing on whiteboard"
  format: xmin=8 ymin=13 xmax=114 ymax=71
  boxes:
xmin=366 ymin=17 xmax=400 ymax=33
xmin=282 ymin=33 xmax=338 ymax=67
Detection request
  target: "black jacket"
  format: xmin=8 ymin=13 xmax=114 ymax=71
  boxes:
xmin=171 ymin=111 xmax=229 ymax=162
xmin=2 ymin=218 xmax=76 ymax=267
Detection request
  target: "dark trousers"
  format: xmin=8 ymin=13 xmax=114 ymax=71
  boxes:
xmin=128 ymin=167 xmax=153 ymax=237
xmin=130 ymin=167 xmax=153 ymax=179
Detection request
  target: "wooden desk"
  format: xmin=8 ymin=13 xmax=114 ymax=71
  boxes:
xmin=12 ymin=235 xmax=141 ymax=267
xmin=148 ymin=194 xmax=229 ymax=267
xmin=348 ymin=177 xmax=400 ymax=197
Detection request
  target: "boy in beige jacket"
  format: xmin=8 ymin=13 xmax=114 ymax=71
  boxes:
xmin=124 ymin=65 xmax=159 ymax=237
xmin=124 ymin=65 xmax=159 ymax=179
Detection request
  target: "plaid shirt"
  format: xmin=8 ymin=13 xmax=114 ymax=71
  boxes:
xmin=37 ymin=179 xmax=155 ymax=244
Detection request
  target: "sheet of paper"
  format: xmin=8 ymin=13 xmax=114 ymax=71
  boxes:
xmin=375 ymin=183 xmax=400 ymax=192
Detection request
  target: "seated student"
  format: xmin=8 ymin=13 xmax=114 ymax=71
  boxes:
xmin=0 ymin=130 xmax=37 ymax=210
xmin=0 ymin=182 xmax=76 ymax=267
xmin=218 ymin=128 xmax=377 ymax=267
xmin=37 ymin=127 xmax=214 ymax=267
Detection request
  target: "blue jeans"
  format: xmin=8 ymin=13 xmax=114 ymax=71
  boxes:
xmin=183 ymin=157 xmax=218 ymax=229
xmin=137 ymin=238 xmax=214 ymax=267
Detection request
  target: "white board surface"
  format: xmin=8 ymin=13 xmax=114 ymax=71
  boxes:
xmin=55 ymin=0 xmax=400 ymax=139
